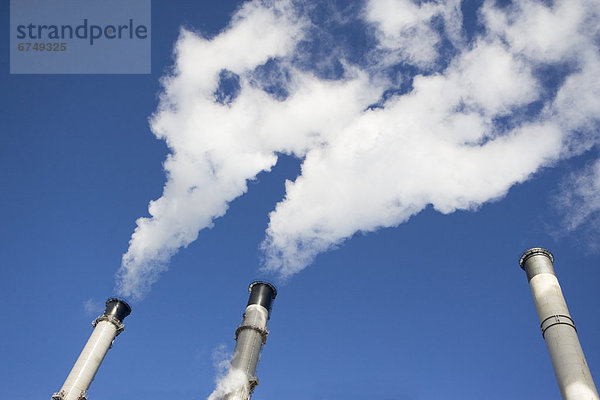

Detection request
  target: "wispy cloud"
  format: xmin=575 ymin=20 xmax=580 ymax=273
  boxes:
xmin=83 ymin=298 xmax=103 ymax=316
xmin=553 ymin=157 xmax=600 ymax=251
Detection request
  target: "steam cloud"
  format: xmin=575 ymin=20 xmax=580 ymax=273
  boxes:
xmin=116 ymin=0 xmax=600 ymax=300
xmin=207 ymin=345 xmax=250 ymax=400
xmin=555 ymin=158 xmax=600 ymax=251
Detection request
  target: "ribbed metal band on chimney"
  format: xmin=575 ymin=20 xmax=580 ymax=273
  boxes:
xmin=223 ymin=281 xmax=277 ymax=400
xmin=520 ymin=248 xmax=599 ymax=400
xmin=51 ymin=298 xmax=131 ymax=400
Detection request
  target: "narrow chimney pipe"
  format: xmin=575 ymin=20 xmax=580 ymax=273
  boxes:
xmin=52 ymin=298 xmax=131 ymax=400
xmin=223 ymin=281 xmax=277 ymax=400
xmin=520 ymin=248 xmax=599 ymax=400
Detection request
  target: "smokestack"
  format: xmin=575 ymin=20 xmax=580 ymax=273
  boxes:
xmin=223 ymin=281 xmax=277 ymax=400
xmin=519 ymin=248 xmax=599 ymax=400
xmin=52 ymin=298 xmax=132 ymax=400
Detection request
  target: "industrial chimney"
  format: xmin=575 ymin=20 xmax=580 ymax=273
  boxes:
xmin=519 ymin=248 xmax=599 ymax=400
xmin=52 ymin=298 xmax=132 ymax=400
xmin=223 ymin=281 xmax=277 ymax=400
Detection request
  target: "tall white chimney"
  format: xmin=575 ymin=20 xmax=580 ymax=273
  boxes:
xmin=223 ymin=281 xmax=277 ymax=400
xmin=52 ymin=298 xmax=131 ymax=400
xmin=520 ymin=248 xmax=599 ymax=400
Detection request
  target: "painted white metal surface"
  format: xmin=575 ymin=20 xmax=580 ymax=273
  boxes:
xmin=55 ymin=320 xmax=118 ymax=400
xmin=232 ymin=304 xmax=268 ymax=376
xmin=224 ymin=304 xmax=270 ymax=400
xmin=524 ymin=250 xmax=599 ymax=400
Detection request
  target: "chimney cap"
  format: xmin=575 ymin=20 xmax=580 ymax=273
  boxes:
xmin=248 ymin=281 xmax=277 ymax=299
xmin=248 ymin=281 xmax=277 ymax=317
xmin=519 ymin=247 xmax=554 ymax=269
xmin=104 ymin=298 xmax=132 ymax=322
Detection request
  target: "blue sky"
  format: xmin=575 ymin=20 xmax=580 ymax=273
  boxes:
xmin=1 ymin=1 xmax=600 ymax=399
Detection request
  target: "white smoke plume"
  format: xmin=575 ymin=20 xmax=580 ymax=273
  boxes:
xmin=83 ymin=298 xmax=103 ymax=316
xmin=116 ymin=0 xmax=600 ymax=299
xmin=554 ymin=158 xmax=600 ymax=251
xmin=207 ymin=345 xmax=249 ymax=400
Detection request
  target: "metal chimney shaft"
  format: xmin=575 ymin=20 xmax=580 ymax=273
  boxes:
xmin=52 ymin=298 xmax=131 ymax=400
xmin=223 ymin=281 xmax=277 ymax=400
xmin=520 ymin=248 xmax=599 ymax=400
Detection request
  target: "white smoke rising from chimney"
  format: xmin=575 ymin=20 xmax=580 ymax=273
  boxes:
xmin=116 ymin=0 xmax=600 ymax=299
xmin=207 ymin=345 xmax=249 ymax=400
xmin=207 ymin=369 xmax=249 ymax=400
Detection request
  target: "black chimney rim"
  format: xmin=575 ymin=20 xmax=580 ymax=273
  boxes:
xmin=248 ymin=281 xmax=277 ymax=299
xmin=105 ymin=297 xmax=132 ymax=317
